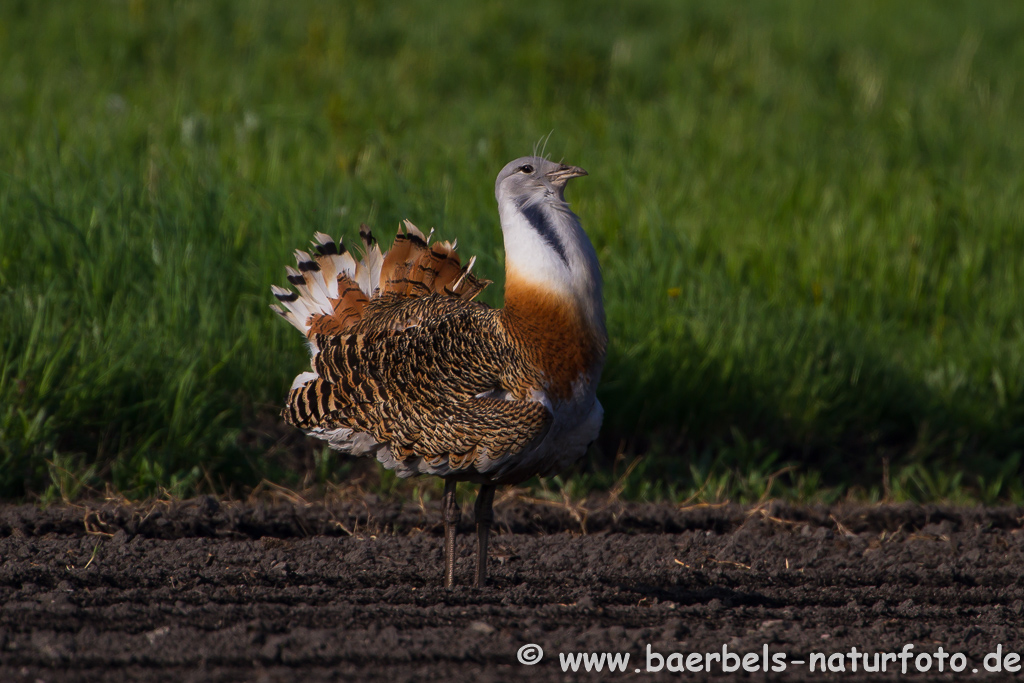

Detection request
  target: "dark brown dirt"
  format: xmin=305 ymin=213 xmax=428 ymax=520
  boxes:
xmin=2 ymin=497 xmax=1024 ymax=682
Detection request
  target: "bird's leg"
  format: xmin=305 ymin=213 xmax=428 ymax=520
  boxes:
xmin=474 ymin=484 xmax=496 ymax=588
xmin=442 ymin=479 xmax=460 ymax=589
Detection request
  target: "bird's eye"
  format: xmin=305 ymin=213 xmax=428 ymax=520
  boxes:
xmin=518 ymin=164 xmax=534 ymax=174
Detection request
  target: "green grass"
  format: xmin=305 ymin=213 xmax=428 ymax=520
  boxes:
xmin=3 ymin=0 xmax=1024 ymax=503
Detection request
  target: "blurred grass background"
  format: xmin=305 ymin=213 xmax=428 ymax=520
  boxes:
xmin=2 ymin=0 xmax=1024 ymax=504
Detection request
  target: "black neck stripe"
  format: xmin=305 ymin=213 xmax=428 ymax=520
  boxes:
xmin=516 ymin=198 xmax=569 ymax=265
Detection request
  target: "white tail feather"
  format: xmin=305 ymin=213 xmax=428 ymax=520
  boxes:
xmin=293 ymin=250 xmax=333 ymax=306
xmin=403 ymin=219 xmax=427 ymax=241
xmin=359 ymin=227 xmax=384 ymax=296
xmin=270 ymin=284 xmax=321 ymax=334
xmin=337 ymin=248 xmax=358 ymax=281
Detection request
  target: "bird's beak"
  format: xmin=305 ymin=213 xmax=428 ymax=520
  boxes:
xmin=545 ymin=164 xmax=588 ymax=186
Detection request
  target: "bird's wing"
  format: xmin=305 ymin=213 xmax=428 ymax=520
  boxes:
xmin=284 ymin=296 xmax=552 ymax=470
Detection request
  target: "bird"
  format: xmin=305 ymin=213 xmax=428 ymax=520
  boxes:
xmin=270 ymin=156 xmax=605 ymax=588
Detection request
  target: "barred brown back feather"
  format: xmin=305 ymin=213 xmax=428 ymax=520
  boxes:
xmin=284 ymin=294 xmax=553 ymax=472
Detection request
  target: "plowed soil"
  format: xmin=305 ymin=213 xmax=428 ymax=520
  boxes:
xmin=2 ymin=497 xmax=1023 ymax=682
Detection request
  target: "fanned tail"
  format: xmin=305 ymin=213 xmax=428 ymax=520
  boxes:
xmin=270 ymin=221 xmax=491 ymax=340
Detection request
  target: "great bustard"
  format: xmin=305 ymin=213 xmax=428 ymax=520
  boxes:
xmin=271 ymin=157 xmax=606 ymax=588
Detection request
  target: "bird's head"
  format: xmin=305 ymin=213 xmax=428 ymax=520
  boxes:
xmin=494 ymin=156 xmax=588 ymax=205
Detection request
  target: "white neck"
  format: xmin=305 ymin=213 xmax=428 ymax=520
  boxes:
xmin=497 ymin=193 xmax=605 ymax=338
